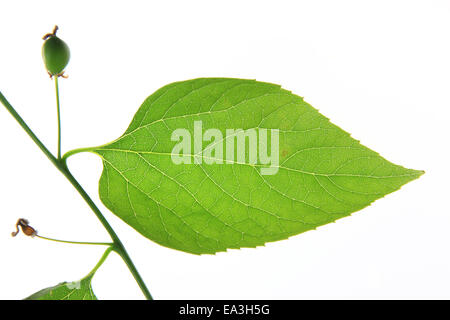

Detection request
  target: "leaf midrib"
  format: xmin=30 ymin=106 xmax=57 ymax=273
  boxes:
xmin=97 ymin=148 xmax=418 ymax=180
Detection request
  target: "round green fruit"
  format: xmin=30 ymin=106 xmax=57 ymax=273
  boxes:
xmin=42 ymin=28 xmax=70 ymax=76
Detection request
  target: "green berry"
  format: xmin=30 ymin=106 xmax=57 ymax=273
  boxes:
xmin=42 ymin=26 xmax=70 ymax=76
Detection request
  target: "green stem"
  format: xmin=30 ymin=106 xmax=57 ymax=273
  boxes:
xmin=37 ymin=235 xmax=112 ymax=247
xmin=0 ymin=91 xmax=153 ymax=300
xmin=86 ymin=246 xmax=114 ymax=279
xmin=62 ymin=146 xmax=96 ymax=163
xmin=55 ymin=77 xmax=62 ymax=159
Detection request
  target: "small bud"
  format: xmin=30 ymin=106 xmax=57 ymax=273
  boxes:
xmin=42 ymin=26 xmax=70 ymax=77
xmin=11 ymin=218 xmax=37 ymax=237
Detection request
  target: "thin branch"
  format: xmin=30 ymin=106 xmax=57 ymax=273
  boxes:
xmin=0 ymin=90 xmax=153 ymax=300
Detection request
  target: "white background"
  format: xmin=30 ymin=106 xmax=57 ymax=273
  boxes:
xmin=0 ymin=0 xmax=448 ymax=300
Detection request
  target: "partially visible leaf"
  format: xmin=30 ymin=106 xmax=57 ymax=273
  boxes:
xmin=25 ymin=275 xmax=97 ymax=300
xmin=93 ymin=78 xmax=423 ymax=254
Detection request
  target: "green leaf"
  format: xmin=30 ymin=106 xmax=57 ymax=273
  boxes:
xmin=24 ymin=247 xmax=111 ymax=300
xmin=92 ymin=78 xmax=423 ymax=254
xmin=25 ymin=276 xmax=97 ymax=300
